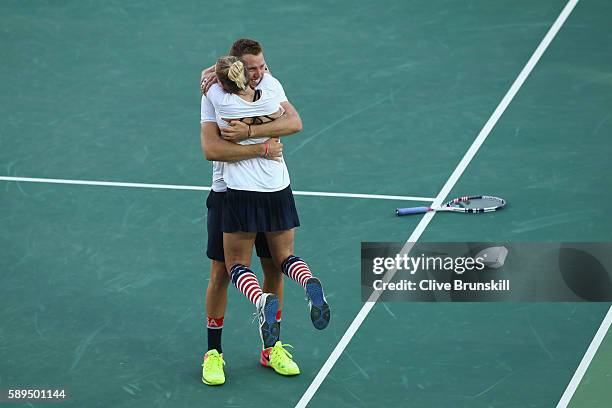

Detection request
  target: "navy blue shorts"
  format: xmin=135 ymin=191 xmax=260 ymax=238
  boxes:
xmin=206 ymin=191 xmax=271 ymax=261
xmin=222 ymin=185 xmax=300 ymax=233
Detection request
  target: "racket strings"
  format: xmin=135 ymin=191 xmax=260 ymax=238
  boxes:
xmin=447 ymin=196 xmax=505 ymax=211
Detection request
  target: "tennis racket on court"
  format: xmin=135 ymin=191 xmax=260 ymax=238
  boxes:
xmin=396 ymin=195 xmax=506 ymax=216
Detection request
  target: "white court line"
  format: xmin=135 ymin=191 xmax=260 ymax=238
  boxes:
xmin=0 ymin=176 xmax=435 ymax=202
xmin=556 ymin=305 xmax=612 ymax=408
xmin=295 ymin=1 xmax=580 ymax=406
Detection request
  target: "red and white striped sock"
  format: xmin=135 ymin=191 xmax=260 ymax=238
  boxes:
xmin=281 ymin=255 xmax=313 ymax=288
xmin=230 ymin=264 xmax=263 ymax=305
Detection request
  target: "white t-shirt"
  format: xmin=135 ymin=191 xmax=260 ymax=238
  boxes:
xmin=200 ymin=94 xmax=226 ymax=192
xmin=201 ymin=73 xmax=290 ymax=192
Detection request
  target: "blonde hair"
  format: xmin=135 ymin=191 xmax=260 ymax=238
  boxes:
xmin=215 ymin=56 xmax=248 ymax=93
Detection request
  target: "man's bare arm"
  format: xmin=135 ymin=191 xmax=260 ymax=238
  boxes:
xmin=200 ymin=65 xmax=217 ymax=94
xmin=201 ymin=122 xmax=282 ymax=162
xmin=251 ymin=101 xmax=302 ymax=137
xmin=220 ymin=101 xmax=302 ymax=142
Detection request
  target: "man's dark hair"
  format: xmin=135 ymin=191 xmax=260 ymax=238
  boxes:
xmin=229 ymin=38 xmax=263 ymax=57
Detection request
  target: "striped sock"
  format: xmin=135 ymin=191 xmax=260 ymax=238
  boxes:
xmin=281 ymin=255 xmax=313 ymax=288
xmin=230 ymin=264 xmax=263 ymax=306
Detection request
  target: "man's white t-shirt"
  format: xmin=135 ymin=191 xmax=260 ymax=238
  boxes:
xmin=200 ymin=73 xmax=290 ymax=193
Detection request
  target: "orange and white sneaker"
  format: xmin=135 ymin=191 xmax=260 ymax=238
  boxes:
xmin=260 ymin=341 xmax=300 ymax=376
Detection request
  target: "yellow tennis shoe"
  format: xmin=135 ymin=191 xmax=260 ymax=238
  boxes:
xmin=260 ymin=341 xmax=300 ymax=376
xmin=202 ymin=349 xmax=225 ymax=385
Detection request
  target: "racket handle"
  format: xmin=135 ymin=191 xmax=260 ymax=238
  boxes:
xmin=396 ymin=206 xmax=431 ymax=216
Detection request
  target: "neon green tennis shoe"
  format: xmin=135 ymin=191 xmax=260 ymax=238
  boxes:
xmin=260 ymin=341 xmax=300 ymax=376
xmin=202 ymin=349 xmax=225 ymax=385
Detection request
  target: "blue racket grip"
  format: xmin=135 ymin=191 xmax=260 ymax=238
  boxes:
xmin=396 ymin=206 xmax=431 ymax=216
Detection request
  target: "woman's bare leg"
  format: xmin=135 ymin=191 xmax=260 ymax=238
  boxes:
xmin=223 ymin=231 xmax=255 ymax=271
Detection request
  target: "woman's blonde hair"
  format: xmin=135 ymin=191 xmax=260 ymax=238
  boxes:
xmin=215 ymin=56 xmax=248 ymax=93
